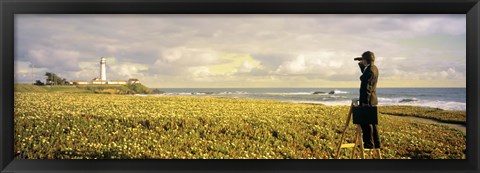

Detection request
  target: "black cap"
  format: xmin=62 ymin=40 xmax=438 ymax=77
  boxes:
xmin=362 ymin=51 xmax=375 ymax=62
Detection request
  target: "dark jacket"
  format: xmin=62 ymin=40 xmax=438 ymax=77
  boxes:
xmin=359 ymin=63 xmax=378 ymax=106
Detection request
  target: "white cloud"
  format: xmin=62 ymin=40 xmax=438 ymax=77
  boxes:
xmin=379 ymin=65 xmax=464 ymax=81
xmin=406 ymin=16 xmax=466 ymax=36
xmin=155 ymin=47 xmax=220 ymax=68
xmin=272 ymin=51 xmax=357 ymax=79
xmin=185 ymin=66 xmax=239 ymax=82
xmin=189 ymin=66 xmax=211 ymax=78
xmin=419 ymin=67 xmax=463 ymax=80
xmin=109 ymin=64 xmax=147 ymax=79
xmin=238 ymin=61 xmax=255 ymax=73
xmin=27 ymin=48 xmax=82 ymax=72
xmin=274 ymin=55 xmax=308 ymax=75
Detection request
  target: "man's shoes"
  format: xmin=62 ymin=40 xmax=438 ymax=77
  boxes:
xmin=356 ymin=144 xmax=381 ymax=149
xmin=363 ymin=145 xmax=374 ymax=149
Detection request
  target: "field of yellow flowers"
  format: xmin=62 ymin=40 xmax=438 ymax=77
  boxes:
xmin=14 ymin=92 xmax=466 ymax=159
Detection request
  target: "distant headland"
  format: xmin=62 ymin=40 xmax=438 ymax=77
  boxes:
xmin=17 ymin=57 xmax=162 ymax=95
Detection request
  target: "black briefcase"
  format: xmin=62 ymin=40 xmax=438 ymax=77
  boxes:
xmin=352 ymin=106 xmax=378 ymax=124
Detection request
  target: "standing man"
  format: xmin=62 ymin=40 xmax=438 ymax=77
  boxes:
xmin=356 ymin=51 xmax=381 ymax=149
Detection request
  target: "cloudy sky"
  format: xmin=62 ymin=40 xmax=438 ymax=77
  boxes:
xmin=15 ymin=14 xmax=466 ymax=88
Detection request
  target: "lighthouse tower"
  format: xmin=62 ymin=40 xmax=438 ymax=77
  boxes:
xmin=100 ymin=57 xmax=107 ymax=81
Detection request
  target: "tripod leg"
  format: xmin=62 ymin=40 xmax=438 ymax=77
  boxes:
xmin=335 ymin=130 xmax=347 ymax=159
xmin=335 ymin=103 xmax=354 ymax=159
xmin=351 ymin=130 xmax=360 ymax=159
xmin=375 ymin=149 xmax=382 ymax=159
xmin=357 ymin=125 xmax=365 ymax=159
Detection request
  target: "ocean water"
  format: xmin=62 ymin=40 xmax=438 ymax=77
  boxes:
xmin=147 ymin=88 xmax=466 ymax=111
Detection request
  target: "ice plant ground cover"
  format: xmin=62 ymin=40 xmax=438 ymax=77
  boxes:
xmin=14 ymin=93 xmax=466 ymax=159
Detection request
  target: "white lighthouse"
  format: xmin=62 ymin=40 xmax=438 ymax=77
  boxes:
xmin=100 ymin=57 xmax=107 ymax=81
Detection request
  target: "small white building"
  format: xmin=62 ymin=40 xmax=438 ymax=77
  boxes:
xmin=92 ymin=80 xmax=107 ymax=85
xmin=108 ymin=80 xmax=127 ymax=85
xmin=128 ymin=78 xmax=141 ymax=85
xmin=69 ymin=80 xmax=89 ymax=85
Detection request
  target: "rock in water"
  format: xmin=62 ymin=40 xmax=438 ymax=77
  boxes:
xmin=313 ymin=91 xmax=326 ymax=95
xmin=399 ymin=98 xmax=418 ymax=103
xmin=328 ymin=90 xmax=335 ymax=94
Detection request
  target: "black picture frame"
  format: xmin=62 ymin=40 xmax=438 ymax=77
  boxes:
xmin=1 ymin=0 xmax=479 ymax=173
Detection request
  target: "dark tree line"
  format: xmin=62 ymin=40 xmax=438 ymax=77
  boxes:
xmin=40 ymin=72 xmax=69 ymax=85
xmin=34 ymin=80 xmax=45 ymax=85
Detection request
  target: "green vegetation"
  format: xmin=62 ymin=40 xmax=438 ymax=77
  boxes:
xmin=46 ymin=86 xmax=93 ymax=93
xmin=14 ymin=93 xmax=465 ymax=159
xmin=15 ymin=84 xmax=91 ymax=93
xmin=14 ymin=84 xmax=48 ymax=92
xmin=379 ymin=106 xmax=466 ymax=125
xmin=79 ymin=84 xmax=162 ymax=94
xmin=14 ymin=83 xmax=162 ymax=95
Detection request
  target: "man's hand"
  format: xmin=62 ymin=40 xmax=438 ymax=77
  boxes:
xmin=358 ymin=62 xmax=366 ymax=71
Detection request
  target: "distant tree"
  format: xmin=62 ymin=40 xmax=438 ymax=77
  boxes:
xmin=34 ymin=80 xmax=45 ymax=86
xmin=45 ymin=72 xmax=68 ymax=85
xmin=62 ymin=78 xmax=70 ymax=85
